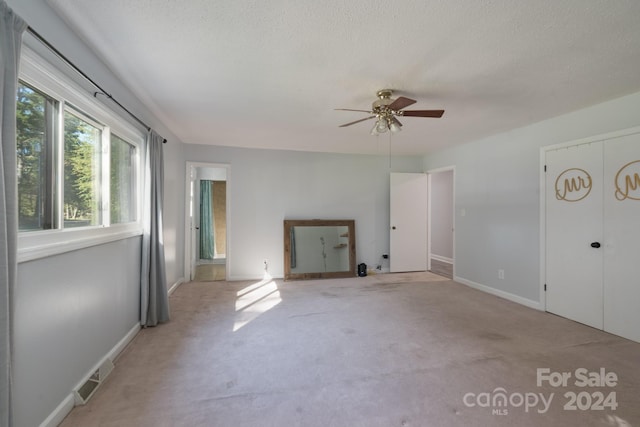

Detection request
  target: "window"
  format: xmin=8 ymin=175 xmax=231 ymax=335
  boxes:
xmin=16 ymin=82 xmax=56 ymax=231
xmin=17 ymin=46 xmax=143 ymax=261
xmin=63 ymin=109 xmax=103 ymax=228
xmin=110 ymin=134 xmax=137 ymax=224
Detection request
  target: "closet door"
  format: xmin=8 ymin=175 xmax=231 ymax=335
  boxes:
xmin=603 ymin=133 xmax=640 ymax=342
xmin=546 ymin=142 xmax=604 ymax=329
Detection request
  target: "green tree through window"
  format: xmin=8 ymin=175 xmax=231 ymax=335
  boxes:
xmin=64 ymin=110 xmax=102 ymax=227
xmin=111 ymin=134 xmax=136 ymax=224
xmin=16 ymin=83 xmax=53 ymax=230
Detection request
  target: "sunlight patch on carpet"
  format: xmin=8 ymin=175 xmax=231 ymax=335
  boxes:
xmin=233 ymin=273 xmax=281 ymax=331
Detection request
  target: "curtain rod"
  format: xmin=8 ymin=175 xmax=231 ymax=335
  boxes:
xmin=26 ymin=25 xmax=167 ymax=143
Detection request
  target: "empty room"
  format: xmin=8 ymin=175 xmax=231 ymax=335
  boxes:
xmin=2 ymin=1 xmax=640 ymax=426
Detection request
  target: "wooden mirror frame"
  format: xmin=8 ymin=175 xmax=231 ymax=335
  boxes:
xmin=284 ymin=219 xmax=356 ymax=280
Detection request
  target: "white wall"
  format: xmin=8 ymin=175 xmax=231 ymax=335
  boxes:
xmin=7 ymin=1 xmax=185 ymax=425
xmin=198 ymin=167 xmax=227 ymax=181
xmin=184 ymin=144 xmax=424 ymax=280
xmin=15 ymin=240 xmax=141 ymax=427
xmin=423 ymin=90 xmax=640 ymax=306
xmin=163 ymin=141 xmax=185 ymax=285
xmin=429 ymin=170 xmax=453 ymax=260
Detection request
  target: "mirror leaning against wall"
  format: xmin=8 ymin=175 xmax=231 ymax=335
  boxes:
xmin=283 ymin=219 xmax=356 ymax=280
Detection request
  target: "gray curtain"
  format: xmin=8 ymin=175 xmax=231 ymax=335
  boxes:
xmin=0 ymin=2 xmax=27 ymax=426
xmin=140 ymin=130 xmax=169 ymax=327
xmin=199 ymin=181 xmax=214 ymax=260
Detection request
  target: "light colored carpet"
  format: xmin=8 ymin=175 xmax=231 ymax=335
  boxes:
xmin=60 ymin=273 xmax=640 ymax=427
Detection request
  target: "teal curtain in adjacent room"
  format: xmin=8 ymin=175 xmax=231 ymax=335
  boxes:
xmin=199 ymin=181 xmax=214 ymax=260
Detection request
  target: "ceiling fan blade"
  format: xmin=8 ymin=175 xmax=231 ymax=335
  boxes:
xmin=335 ymin=108 xmax=374 ymax=113
xmin=391 ymin=116 xmax=403 ymax=127
xmin=339 ymin=116 xmax=376 ymax=127
xmin=388 ymin=96 xmax=416 ymax=111
xmin=401 ymin=109 xmax=445 ymax=118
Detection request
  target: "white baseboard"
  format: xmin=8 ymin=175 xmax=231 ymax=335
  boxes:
xmin=39 ymin=323 xmax=141 ymax=427
xmin=38 ymin=394 xmax=74 ymax=427
xmin=454 ymin=275 xmax=543 ymax=311
xmin=431 ymin=254 xmax=453 ymax=264
xmin=108 ymin=323 xmax=141 ymax=363
xmin=168 ymin=277 xmax=185 ymax=295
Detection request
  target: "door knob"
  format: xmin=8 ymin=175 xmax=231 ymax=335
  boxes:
xmin=590 ymin=242 xmax=601 ymax=248
xmin=392 ymin=226 xmax=396 ymax=230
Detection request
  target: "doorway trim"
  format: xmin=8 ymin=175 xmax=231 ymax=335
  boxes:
xmin=184 ymin=161 xmax=231 ymax=282
xmin=426 ymin=165 xmax=455 ymax=278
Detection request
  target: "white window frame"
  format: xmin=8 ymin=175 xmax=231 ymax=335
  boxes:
xmin=17 ymin=46 xmax=144 ymax=263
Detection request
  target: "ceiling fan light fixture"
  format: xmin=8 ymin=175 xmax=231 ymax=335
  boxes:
xmin=389 ymin=120 xmax=402 ymax=133
xmin=376 ymin=118 xmax=388 ymax=133
xmin=370 ymin=121 xmax=380 ymax=135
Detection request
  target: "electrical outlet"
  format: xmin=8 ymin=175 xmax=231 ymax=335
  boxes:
xmin=263 ymin=259 xmax=268 ymax=271
xmin=498 ymin=269 xmax=505 ymax=280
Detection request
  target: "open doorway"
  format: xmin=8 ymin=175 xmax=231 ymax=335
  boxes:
xmin=184 ymin=162 xmax=230 ymax=282
xmin=427 ymin=167 xmax=455 ymax=279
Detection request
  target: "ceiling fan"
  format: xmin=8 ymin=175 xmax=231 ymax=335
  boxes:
xmin=336 ymin=89 xmax=444 ymax=135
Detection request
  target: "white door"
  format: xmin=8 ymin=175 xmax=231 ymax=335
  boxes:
xmin=546 ymin=142 xmax=604 ymax=329
xmin=390 ymin=173 xmax=428 ymax=272
xmin=603 ymin=133 xmax=640 ymax=342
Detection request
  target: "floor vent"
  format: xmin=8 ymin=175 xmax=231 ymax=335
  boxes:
xmin=73 ymin=358 xmax=114 ymax=405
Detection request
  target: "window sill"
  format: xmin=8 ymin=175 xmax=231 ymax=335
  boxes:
xmin=18 ymin=224 xmax=143 ymax=263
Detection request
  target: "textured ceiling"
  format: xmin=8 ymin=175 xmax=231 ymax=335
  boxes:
xmin=47 ymin=0 xmax=640 ymax=156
